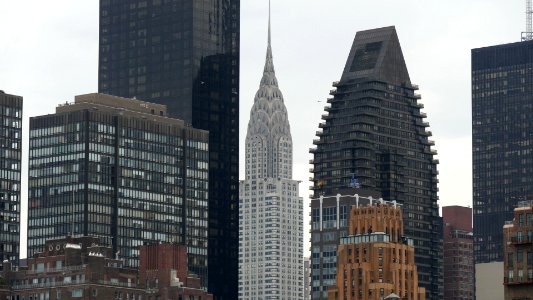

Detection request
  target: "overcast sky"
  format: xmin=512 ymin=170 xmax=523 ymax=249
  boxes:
xmin=0 ymin=0 xmax=525 ymax=258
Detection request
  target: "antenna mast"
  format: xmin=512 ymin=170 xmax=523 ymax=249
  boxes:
xmin=523 ymin=0 xmax=533 ymax=41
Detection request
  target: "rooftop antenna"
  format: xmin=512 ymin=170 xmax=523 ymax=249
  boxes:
xmin=522 ymin=0 xmax=533 ymax=41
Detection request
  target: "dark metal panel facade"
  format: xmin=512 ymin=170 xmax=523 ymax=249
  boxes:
xmin=472 ymin=40 xmax=533 ymax=264
xmin=98 ymin=1 xmax=239 ymax=298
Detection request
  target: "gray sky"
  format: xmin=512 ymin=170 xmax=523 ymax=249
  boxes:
xmin=0 ymin=0 xmax=525 ymax=258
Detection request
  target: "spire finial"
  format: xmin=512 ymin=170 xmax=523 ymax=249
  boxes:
xmin=260 ymin=0 xmax=276 ymax=84
xmin=268 ymin=0 xmax=271 ymax=46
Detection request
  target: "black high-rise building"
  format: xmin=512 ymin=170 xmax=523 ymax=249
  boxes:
xmin=0 ymin=90 xmax=22 ymax=270
xmin=472 ymin=40 xmax=533 ymax=263
xmin=98 ymin=1 xmax=239 ymax=298
xmin=310 ymin=27 xmax=442 ymax=299
xmin=28 ymin=94 xmax=209 ymax=283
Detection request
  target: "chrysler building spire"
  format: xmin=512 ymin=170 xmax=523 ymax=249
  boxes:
xmin=245 ymin=2 xmax=292 ymax=180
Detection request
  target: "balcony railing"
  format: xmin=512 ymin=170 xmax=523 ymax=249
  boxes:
xmin=504 ymin=277 xmax=533 ymax=285
xmin=13 ymin=279 xmax=87 ymax=290
xmin=97 ymin=280 xmax=137 ymax=288
xmin=510 ymin=236 xmax=533 ymax=244
xmin=25 ymin=264 xmax=88 ymax=275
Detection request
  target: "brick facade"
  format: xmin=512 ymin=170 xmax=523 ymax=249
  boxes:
xmin=0 ymin=236 xmax=212 ymax=300
xmin=328 ymin=201 xmax=426 ymax=300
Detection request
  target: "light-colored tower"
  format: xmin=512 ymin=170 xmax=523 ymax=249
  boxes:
xmin=238 ymin=3 xmax=304 ymax=299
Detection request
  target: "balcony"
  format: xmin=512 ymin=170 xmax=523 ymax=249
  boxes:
xmin=504 ymin=277 xmax=533 ymax=285
xmin=510 ymin=236 xmax=533 ymax=245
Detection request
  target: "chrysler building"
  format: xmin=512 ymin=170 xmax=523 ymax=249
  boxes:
xmin=238 ymin=4 xmax=304 ymax=299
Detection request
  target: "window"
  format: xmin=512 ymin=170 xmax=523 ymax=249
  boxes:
xmin=322 ymin=207 xmax=337 ymax=229
xmin=508 ymin=253 xmax=514 ymax=267
xmin=518 ymin=251 xmax=523 ymax=263
xmin=72 ymin=289 xmax=83 ymax=298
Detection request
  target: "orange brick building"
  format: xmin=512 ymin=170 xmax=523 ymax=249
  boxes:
xmin=328 ymin=201 xmax=426 ymax=300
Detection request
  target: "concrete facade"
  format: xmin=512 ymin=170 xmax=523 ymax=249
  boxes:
xmin=475 ymin=262 xmax=504 ymax=300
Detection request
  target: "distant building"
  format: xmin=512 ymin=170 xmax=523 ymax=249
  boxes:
xmin=472 ymin=40 xmax=533 ymax=264
xmin=238 ymin=9 xmax=303 ymax=299
xmin=310 ymin=26 xmax=442 ymax=299
xmin=442 ymin=206 xmax=474 ymax=300
xmin=304 ymin=257 xmax=311 ymax=300
xmin=0 ymin=236 xmax=212 ymax=299
xmin=310 ymin=189 xmax=380 ymax=300
xmin=327 ymin=199 xmax=426 ymax=300
xmin=27 ymin=93 xmax=209 ymax=284
xmin=98 ymin=0 xmax=240 ymax=296
xmin=503 ymin=200 xmax=533 ymax=299
xmin=475 ymin=262 xmax=504 ymax=300
xmin=0 ymin=90 xmax=22 ymax=270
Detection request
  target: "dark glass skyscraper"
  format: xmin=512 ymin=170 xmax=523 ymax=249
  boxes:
xmin=310 ymin=27 xmax=442 ymax=299
xmin=28 ymin=93 xmax=209 ymax=284
xmin=0 ymin=90 xmax=22 ymax=270
xmin=98 ymin=1 xmax=239 ymax=298
xmin=472 ymin=40 xmax=533 ymax=263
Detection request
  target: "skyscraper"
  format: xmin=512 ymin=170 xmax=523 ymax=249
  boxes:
xmin=472 ymin=40 xmax=533 ymax=264
xmin=0 ymin=90 xmax=22 ymax=270
xmin=442 ymin=206 xmax=474 ymax=300
xmin=310 ymin=27 xmax=442 ymax=299
xmin=98 ymin=1 xmax=239 ymax=298
xmin=238 ymin=10 xmax=303 ymax=299
xmin=28 ymin=93 xmax=209 ymax=284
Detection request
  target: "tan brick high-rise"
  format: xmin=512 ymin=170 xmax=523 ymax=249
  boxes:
xmin=328 ymin=201 xmax=426 ymax=300
xmin=503 ymin=200 xmax=533 ymax=299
